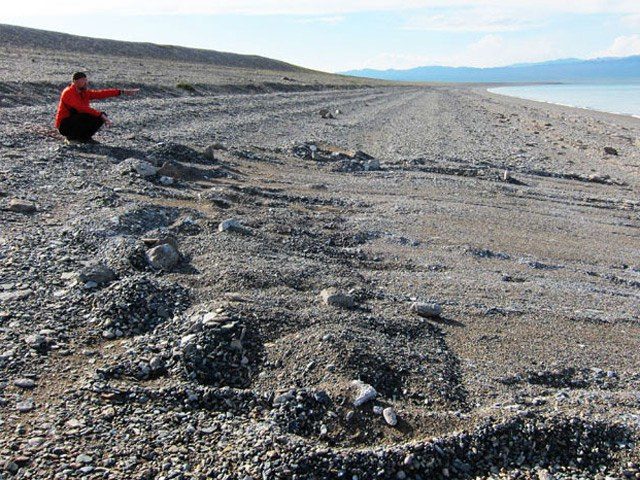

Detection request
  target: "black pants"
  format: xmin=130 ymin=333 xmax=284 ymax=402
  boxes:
xmin=58 ymin=113 xmax=104 ymax=141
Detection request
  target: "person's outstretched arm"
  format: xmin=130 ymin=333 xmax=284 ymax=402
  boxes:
xmin=88 ymin=88 xmax=139 ymax=100
xmin=87 ymin=88 xmax=122 ymax=100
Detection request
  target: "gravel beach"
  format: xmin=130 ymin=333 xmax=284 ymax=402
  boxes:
xmin=1 ymin=31 xmax=640 ymax=479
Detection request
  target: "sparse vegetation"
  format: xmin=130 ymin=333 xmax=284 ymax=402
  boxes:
xmin=176 ymin=82 xmax=196 ymax=92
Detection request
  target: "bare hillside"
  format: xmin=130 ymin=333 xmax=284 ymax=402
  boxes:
xmin=0 ymin=23 xmax=302 ymax=72
xmin=0 ymin=24 xmax=388 ymax=108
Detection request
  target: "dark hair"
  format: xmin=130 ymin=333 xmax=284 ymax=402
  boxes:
xmin=72 ymin=72 xmax=87 ymax=81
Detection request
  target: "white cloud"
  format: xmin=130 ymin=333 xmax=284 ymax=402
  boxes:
xmin=456 ymin=34 xmax=562 ymax=66
xmin=355 ymin=34 xmax=565 ymax=70
xmin=404 ymin=7 xmax=545 ymax=32
xmin=597 ymin=34 xmax=640 ymax=57
xmin=620 ymin=14 xmax=640 ymax=28
xmin=3 ymin=0 xmax=640 ymax=17
xmin=295 ymin=15 xmax=345 ymax=25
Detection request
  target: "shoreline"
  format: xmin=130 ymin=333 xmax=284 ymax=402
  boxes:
xmin=480 ymin=85 xmax=640 ymax=127
xmin=486 ymin=84 xmax=640 ymax=121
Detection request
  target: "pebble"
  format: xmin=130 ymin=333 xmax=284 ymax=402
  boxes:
xmin=383 ymin=407 xmax=398 ymax=426
xmin=320 ymin=288 xmax=355 ymax=309
xmin=218 ymin=218 xmax=249 ymax=233
xmin=24 ymin=334 xmax=47 ymax=350
xmin=7 ymin=198 xmax=37 ymax=213
xmin=410 ymin=301 xmax=442 ymax=318
xmin=14 ymin=378 xmax=36 ymax=389
xmin=604 ymin=146 xmax=618 ymax=155
xmin=16 ymin=399 xmax=35 ymax=412
xmin=352 ymin=380 xmax=377 ymax=407
xmin=119 ymin=157 xmax=158 ymax=176
xmin=77 ymin=263 xmax=116 ymax=285
xmin=76 ymin=453 xmax=93 ymax=464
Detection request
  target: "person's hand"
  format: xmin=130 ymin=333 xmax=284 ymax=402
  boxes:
xmin=121 ymin=88 xmax=140 ymax=96
xmin=101 ymin=113 xmax=113 ymax=127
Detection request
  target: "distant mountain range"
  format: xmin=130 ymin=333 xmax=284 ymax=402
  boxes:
xmin=341 ymin=56 xmax=640 ymax=83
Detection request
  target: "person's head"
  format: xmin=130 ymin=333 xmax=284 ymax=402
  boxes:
xmin=72 ymin=72 xmax=88 ymax=90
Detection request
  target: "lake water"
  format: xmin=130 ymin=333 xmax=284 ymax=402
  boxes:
xmin=488 ymin=84 xmax=640 ymax=118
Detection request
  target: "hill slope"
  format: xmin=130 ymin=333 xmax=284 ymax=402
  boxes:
xmin=0 ymin=24 xmax=386 ymax=107
xmin=0 ymin=23 xmax=302 ymax=72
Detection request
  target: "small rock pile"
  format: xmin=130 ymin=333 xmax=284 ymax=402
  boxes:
xmin=268 ymin=388 xmax=333 ymax=438
xmin=90 ymin=274 xmax=190 ymax=338
xmin=292 ymin=143 xmax=381 ymax=171
xmin=180 ymin=309 xmax=257 ymax=388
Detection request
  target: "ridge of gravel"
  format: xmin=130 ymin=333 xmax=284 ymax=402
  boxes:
xmin=0 ymin=54 xmax=639 ymax=479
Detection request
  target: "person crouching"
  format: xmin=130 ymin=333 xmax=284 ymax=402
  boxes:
xmin=55 ymin=72 xmax=139 ymax=144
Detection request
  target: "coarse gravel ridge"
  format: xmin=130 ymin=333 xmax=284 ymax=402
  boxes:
xmin=1 ymin=52 xmax=640 ymax=479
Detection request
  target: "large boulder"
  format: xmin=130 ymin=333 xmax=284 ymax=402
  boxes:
xmin=145 ymin=243 xmax=180 ymax=271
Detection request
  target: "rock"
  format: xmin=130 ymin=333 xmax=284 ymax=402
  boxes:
xmin=411 ymin=302 xmax=442 ymax=319
xmin=5 ymin=461 xmax=19 ymax=474
xmin=320 ymin=288 xmax=355 ymax=309
xmin=16 ymin=399 xmax=35 ymax=412
xmin=373 ymin=405 xmax=383 ymax=415
xmin=7 ymin=199 xmax=36 ymax=213
xmin=76 ymin=454 xmax=93 ymax=464
xmin=588 ymin=173 xmax=611 ymax=184
xmin=14 ymin=378 xmax=36 ymax=389
xmin=218 ymin=219 xmax=249 ymax=234
xmin=306 ymin=183 xmax=328 ymax=190
xmin=205 ymin=143 xmax=226 ymax=159
xmin=604 ymin=147 xmax=618 ymax=155
xmin=0 ymin=289 xmax=32 ymax=302
xmin=118 ymin=158 xmax=158 ymax=177
xmin=319 ymin=108 xmax=334 ymax=119
xmin=102 ymin=330 xmax=116 ymax=339
xmin=149 ymin=356 xmax=165 ymax=372
xmin=159 ymin=176 xmax=175 ymax=185
xmin=363 ymin=159 xmax=380 ymax=171
xmin=313 ymin=390 xmax=331 ymax=404
xmin=25 ymin=334 xmax=47 ymax=350
xmin=141 ymin=231 xmax=179 ymax=250
xmin=146 ymin=244 xmax=180 ymax=271
xmin=77 ymin=264 xmax=116 ymax=286
xmin=66 ymin=418 xmax=84 ymax=428
xmin=537 ymin=470 xmax=552 ymax=480
xmin=383 ymin=407 xmax=398 ymax=426
xmin=352 ymin=380 xmax=377 ymax=407
xmin=157 ymin=160 xmax=198 ymax=180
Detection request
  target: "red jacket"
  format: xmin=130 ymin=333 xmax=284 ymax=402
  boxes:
xmin=55 ymin=85 xmax=121 ymax=128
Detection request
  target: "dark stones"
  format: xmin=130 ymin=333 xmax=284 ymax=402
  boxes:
xmin=6 ymin=198 xmax=36 ymax=213
xmin=604 ymin=147 xmax=618 ymax=155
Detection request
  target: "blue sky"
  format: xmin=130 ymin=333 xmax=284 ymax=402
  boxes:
xmin=2 ymin=1 xmax=640 ymax=72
